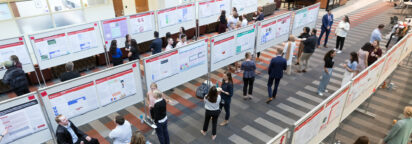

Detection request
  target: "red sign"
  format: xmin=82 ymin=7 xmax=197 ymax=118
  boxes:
xmin=34 ymin=33 xmax=66 ymax=43
xmin=214 ymin=36 xmax=234 ymax=45
xmin=49 ymin=82 xmax=94 ymax=99
xmin=68 ymin=27 xmax=95 ymax=35
xmin=145 ymin=50 xmax=178 ymax=63
xmin=0 ymin=42 xmax=24 ymax=49
xmin=102 ymin=17 xmax=127 ymax=24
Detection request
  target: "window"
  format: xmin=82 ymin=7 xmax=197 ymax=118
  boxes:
xmin=83 ymin=0 xmax=107 ymax=7
xmin=49 ymin=0 xmax=82 ymax=12
xmin=16 ymin=15 xmax=53 ymax=33
xmin=11 ymin=0 xmax=49 ymax=17
xmin=0 ymin=3 xmax=12 ymax=20
xmin=53 ymin=10 xmax=85 ymax=27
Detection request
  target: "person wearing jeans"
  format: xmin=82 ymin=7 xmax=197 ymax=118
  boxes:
xmin=241 ymin=52 xmax=258 ymax=100
xmin=219 ymin=72 xmax=233 ymax=126
xmin=201 ymin=86 xmax=221 ymax=140
xmin=318 ymin=50 xmax=336 ymax=96
xmin=152 ymin=90 xmax=170 ymax=144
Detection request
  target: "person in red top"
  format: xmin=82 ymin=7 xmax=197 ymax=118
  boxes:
xmin=368 ymin=40 xmax=382 ymax=66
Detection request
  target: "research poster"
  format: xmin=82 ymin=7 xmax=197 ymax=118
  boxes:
xmin=293 ymin=8 xmax=308 ymax=31
xmin=347 ymin=71 xmax=369 ymax=105
xmin=212 ymin=35 xmax=236 ymax=64
xmin=48 ymin=82 xmax=99 ymax=118
xmin=307 ymin=4 xmax=320 ymax=25
xmin=0 ymin=38 xmax=31 ymax=70
xmin=293 ymin=106 xmax=327 ymax=144
xmin=365 ymin=58 xmax=385 ymax=95
xmin=235 ymin=26 xmax=255 ymax=55
xmin=145 ymin=51 xmax=180 ymax=82
xmin=102 ymin=17 xmax=128 ymax=48
xmin=34 ymin=33 xmax=70 ymax=61
xmin=178 ymin=40 xmax=207 ymax=72
xmin=129 ymin=12 xmax=154 ymax=34
xmin=176 ymin=4 xmax=195 ymax=23
xmin=67 ymin=27 xmax=99 ymax=53
xmin=0 ymin=99 xmax=47 ymax=144
xmin=276 ymin=14 xmax=292 ymax=38
xmin=96 ymin=69 xmax=137 ymax=106
xmin=379 ymin=44 xmax=402 ymax=84
xmin=199 ymin=0 xmax=230 ymax=18
xmin=320 ymin=86 xmax=349 ymax=130
xmin=259 ymin=20 xmax=277 ymax=45
xmin=157 ymin=7 xmax=178 ymax=29
xmin=232 ymin=0 xmax=257 ymax=14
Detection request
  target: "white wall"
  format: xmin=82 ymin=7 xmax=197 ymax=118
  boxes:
xmin=123 ymin=0 xmax=137 ymax=15
xmin=0 ymin=20 xmax=21 ymax=39
xmin=148 ymin=0 xmax=159 ymax=11
xmin=84 ymin=2 xmax=115 ymax=23
xmin=258 ymin=0 xmax=274 ymax=6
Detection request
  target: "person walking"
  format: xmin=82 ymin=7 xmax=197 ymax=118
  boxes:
xmin=318 ymin=9 xmax=334 ymax=48
xmin=266 ymin=47 xmax=287 ymax=104
xmin=368 ymin=40 xmax=382 ymax=66
xmin=357 ymin=43 xmax=372 ymax=74
xmin=2 ymin=61 xmax=30 ymax=96
xmin=125 ymin=35 xmax=140 ymax=61
xmin=370 ymin=24 xmax=384 ymax=44
xmin=335 ymin=15 xmax=350 ymax=54
xmin=150 ymin=31 xmax=162 ymax=55
xmin=109 ymin=116 xmax=132 ymax=144
xmin=200 ymin=86 xmax=221 ymax=140
xmin=110 ymin=40 xmax=123 ymax=66
xmin=241 ymin=52 xmax=259 ymax=100
xmin=317 ymin=50 xmax=336 ymax=96
xmin=218 ymin=10 xmax=228 ymax=34
xmin=152 ymin=90 xmax=170 ymax=144
xmin=298 ymin=29 xmax=318 ymax=73
xmin=283 ymin=35 xmax=296 ymax=75
xmin=384 ymin=106 xmax=412 ymax=144
xmin=55 ymin=114 xmax=99 ymax=144
xmin=60 ymin=62 xmax=81 ymax=82
xmin=341 ymin=52 xmax=358 ymax=86
xmin=219 ymin=71 xmax=233 ymax=126
xmin=296 ymin=27 xmax=311 ymax=65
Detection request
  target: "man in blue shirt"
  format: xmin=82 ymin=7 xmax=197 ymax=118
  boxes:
xmin=266 ymin=47 xmax=287 ymax=104
xmin=150 ymin=31 xmax=163 ymax=55
xmin=370 ymin=24 xmax=384 ymax=44
xmin=318 ymin=9 xmax=334 ymax=48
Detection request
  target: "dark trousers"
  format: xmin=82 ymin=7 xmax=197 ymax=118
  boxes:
xmin=336 ymin=36 xmax=345 ymax=50
xmin=219 ymin=99 xmax=231 ymax=120
xmin=14 ymin=87 xmax=30 ymax=96
xmin=318 ymin=27 xmax=331 ymax=46
xmin=243 ymin=77 xmax=255 ymax=96
xmin=386 ymin=33 xmax=395 ymax=48
xmin=267 ymin=77 xmax=281 ymax=98
xmin=257 ymin=52 xmax=261 ymax=58
xmin=74 ymin=137 xmax=99 ymax=144
xmin=112 ymin=57 xmax=123 ymax=66
xmin=155 ymin=120 xmax=170 ymax=144
xmin=203 ymin=109 xmax=220 ymax=135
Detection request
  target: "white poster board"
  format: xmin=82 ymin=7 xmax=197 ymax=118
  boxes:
xmin=402 ymin=34 xmax=412 ymax=58
xmin=39 ymin=61 xmax=145 ymax=131
xmin=377 ymin=39 xmax=404 ymax=85
xmin=198 ymin=0 xmax=231 ymax=26
xmin=291 ymin=3 xmax=320 ymax=37
xmin=128 ymin=11 xmax=156 ymax=43
xmin=341 ymin=70 xmax=369 ymax=120
xmin=292 ymin=103 xmax=328 ymax=144
xmin=29 ymin=22 xmax=105 ymax=69
xmin=143 ymin=39 xmax=209 ymax=92
xmin=101 ymin=17 xmax=129 ymax=49
xmin=157 ymin=3 xmax=196 ymax=37
xmin=0 ymin=36 xmax=35 ymax=78
xmin=266 ymin=128 xmax=288 ymax=144
xmin=231 ymin=0 xmax=258 ymax=15
xmin=210 ymin=24 xmax=256 ymax=71
xmin=257 ymin=12 xmax=292 ymax=53
xmin=0 ymin=92 xmax=52 ymax=144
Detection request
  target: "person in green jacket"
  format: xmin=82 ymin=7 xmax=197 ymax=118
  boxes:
xmin=384 ymin=106 xmax=412 ymax=144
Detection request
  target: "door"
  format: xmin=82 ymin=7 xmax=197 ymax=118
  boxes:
xmin=135 ymin=0 xmax=149 ymax=13
xmin=113 ymin=0 xmax=124 ymax=17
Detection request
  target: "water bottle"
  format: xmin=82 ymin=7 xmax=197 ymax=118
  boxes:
xmin=140 ymin=115 xmax=144 ymax=124
xmin=216 ymin=83 xmax=219 ymax=88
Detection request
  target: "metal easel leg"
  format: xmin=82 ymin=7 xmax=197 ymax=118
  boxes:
xmin=356 ymin=92 xmax=377 ymax=118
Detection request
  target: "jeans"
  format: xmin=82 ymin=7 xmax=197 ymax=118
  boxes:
xmin=267 ymin=77 xmax=281 ymax=98
xmin=336 ymin=36 xmax=346 ymax=50
xmin=318 ymin=27 xmax=331 ymax=46
xmin=243 ymin=77 xmax=255 ymax=96
xmin=300 ymin=53 xmax=313 ymax=70
xmin=219 ymin=98 xmax=231 ymax=120
xmin=155 ymin=121 xmax=170 ymax=144
xmin=318 ymin=68 xmax=333 ymax=93
xmin=203 ymin=109 xmax=220 ymax=135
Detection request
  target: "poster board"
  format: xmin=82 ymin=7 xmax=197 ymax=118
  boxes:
xmin=0 ymin=92 xmax=52 ymax=144
xmin=198 ymin=0 xmax=231 ymax=26
xmin=157 ymin=3 xmax=196 ymax=37
xmin=377 ymin=39 xmax=404 ymax=85
xmin=231 ymin=0 xmax=258 ymax=15
xmin=38 ymin=61 xmax=145 ymax=131
xmin=128 ymin=11 xmax=157 ymax=44
xmin=266 ymin=128 xmax=288 ymax=144
xmin=292 ymin=101 xmax=328 ymax=144
xmin=256 ymin=12 xmax=292 ymax=53
xmin=0 ymin=36 xmax=35 ymax=78
xmin=402 ymin=34 xmax=412 ymax=58
xmin=210 ymin=24 xmax=256 ymax=71
xmin=101 ymin=17 xmax=129 ymax=49
xmin=143 ymin=39 xmax=208 ymax=92
xmin=340 ymin=69 xmax=369 ymax=120
xmin=291 ymin=3 xmax=320 ymax=37
xmin=29 ymin=22 xmax=105 ymax=69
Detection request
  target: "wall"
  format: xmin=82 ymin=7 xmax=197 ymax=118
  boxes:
xmin=84 ymin=1 xmax=115 ymax=23
xmin=123 ymin=0 xmax=136 ymax=15
xmin=0 ymin=20 xmax=20 ymax=39
xmin=148 ymin=0 xmax=159 ymax=11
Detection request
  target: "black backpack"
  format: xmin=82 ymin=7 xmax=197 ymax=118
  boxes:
xmin=196 ymin=82 xmax=210 ymax=99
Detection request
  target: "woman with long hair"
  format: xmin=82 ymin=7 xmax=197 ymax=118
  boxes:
xmin=10 ymin=55 xmax=22 ymax=69
xmin=125 ymin=34 xmax=140 ymax=61
xmin=357 ymin=42 xmax=372 ymax=74
xmin=218 ymin=10 xmax=228 ymax=34
xmin=368 ymin=40 xmax=382 ymax=66
xmin=341 ymin=52 xmax=358 ymax=86
xmin=110 ymin=40 xmax=123 ymax=66
xmin=200 ymin=86 xmax=221 ymax=140
xmin=283 ymin=35 xmax=296 ymax=75
xmin=317 ymin=50 xmax=336 ymax=96
xmin=219 ymin=71 xmax=233 ymax=126
xmin=130 ymin=130 xmax=146 ymax=144
xmin=335 ymin=15 xmax=350 ymax=53
xmin=296 ymin=27 xmax=310 ymax=65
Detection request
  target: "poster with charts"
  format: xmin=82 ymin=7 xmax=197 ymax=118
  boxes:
xmin=293 ymin=8 xmax=308 ymax=30
xmin=366 ymin=58 xmax=385 ymax=95
xmin=259 ymin=20 xmax=276 ymax=45
xmin=378 ymin=43 xmax=403 ymax=85
xmin=0 ymin=99 xmax=47 ymax=144
xmin=145 ymin=51 xmax=179 ymax=82
xmin=102 ymin=17 xmax=128 ymax=49
xmin=347 ymin=71 xmax=368 ymax=105
xmin=320 ymin=86 xmax=349 ymax=131
xmin=157 ymin=7 xmax=178 ymax=29
xmin=0 ymin=37 xmax=31 ymax=70
xmin=48 ymin=82 xmax=99 ymax=118
xmin=96 ymin=69 xmax=137 ymax=106
xmin=232 ymin=0 xmax=257 ymax=14
xmin=178 ymin=40 xmax=207 ymax=72
xmin=276 ymin=14 xmax=292 ymax=38
xmin=34 ymin=33 xmax=70 ymax=61
xmin=199 ymin=0 xmax=217 ymax=18
xmin=129 ymin=12 xmax=154 ymax=34
xmin=176 ymin=4 xmax=195 ymax=23
xmin=293 ymin=107 xmax=327 ymax=144
xmin=235 ymin=26 xmax=255 ymax=55
xmin=67 ymin=26 xmax=99 ymax=53
xmin=307 ymin=4 xmax=320 ymax=25
xmin=212 ymin=36 xmax=236 ymax=64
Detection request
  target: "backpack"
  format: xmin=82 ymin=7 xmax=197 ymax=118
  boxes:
xmin=196 ymin=80 xmax=212 ymax=99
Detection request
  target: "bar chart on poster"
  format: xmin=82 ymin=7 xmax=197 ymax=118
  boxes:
xmin=231 ymin=0 xmax=258 ymax=14
xmin=128 ymin=11 xmax=156 ymax=43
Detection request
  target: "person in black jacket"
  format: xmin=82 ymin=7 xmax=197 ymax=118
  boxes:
xmin=150 ymin=31 xmax=162 ymax=55
xmin=298 ymin=29 xmax=318 ymax=73
xmin=1 ymin=61 xmax=29 ymax=96
xmin=296 ymin=27 xmax=311 ymax=65
xmin=55 ymin=114 xmax=99 ymax=144
xmin=60 ymin=62 xmax=81 ymax=82
xmin=125 ymin=35 xmax=140 ymax=61
xmin=219 ymin=71 xmax=233 ymax=126
xmin=266 ymin=47 xmax=287 ymax=104
xmin=152 ymin=90 xmax=169 ymax=144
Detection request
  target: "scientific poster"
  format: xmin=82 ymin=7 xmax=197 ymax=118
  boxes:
xmin=199 ymin=0 xmax=216 ymax=18
xmin=145 ymin=51 xmax=180 ymax=82
xmin=0 ymin=100 xmax=47 ymax=144
xmin=293 ymin=107 xmax=327 ymax=144
xmin=365 ymin=58 xmax=385 ymax=95
xmin=96 ymin=69 xmax=137 ymax=106
xmin=67 ymin=27 xmax=99 ymax=53
xmin=276 ymin=14 xmax=292 ymax=38
xmin=232 ymin=0 xmax=257 ymax=14
xmin=178 ymin=40 xmax=207 ymax=72
xmin=0 ymin=38 xmax=31 ymax=70
xmin=235 ymin=27 xmax=255 ymax=55
xmin=34 ymin=33 xmax=70 ymax=61
xmin=158 ymin=7 xmax=178 ymax=29
xmin=176 ymin=4 xmax=194 ymax=23
xmin=129 ymin=12 xmax=154 ymax=34
xmin=307 ymin=4 xmax=320 ymax=25
xmin=260 ymin=20 xmax=276 ymax=45
xmin=48 ymin=82 xmax=99 ymax=118
xmin=320 ymin=87 xmax=349 ymax=130
xmin=102 ymin=18 xmax=128 ymax=48
xmin=347 ymin=71 xmax=368 ymax=105
xmin=212 ymin=36 xmax=235 ymax=64
xmin=293 ymin=8 xmax=308 ymax=30
xmin=379 ymin=44 xmax=402 ymax=85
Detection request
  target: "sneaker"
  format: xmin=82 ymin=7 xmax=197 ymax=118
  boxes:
xmin=302 ymin=70 xmax=307 ymax=73
xmin=266 ymin=98 xmax=273 ymax=104
xmin=337 ymin=50 xmax=342 ymax=54
xmin=325 ymin=90 xmax=329 ymax=93
xmin=334 ymin=48 xmax=337 ymax=51
xmin=318 ymin=92 xmax=323 ymax=96
xmin=200 ymin=130 xmax=206 ymax=136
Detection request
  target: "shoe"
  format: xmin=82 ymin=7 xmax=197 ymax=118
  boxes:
xmin=302 ymin=70 xmax=307 ymax=73
xmin=248 ymin=95 xmax=252 ymax=100
xmin=220 ymin=120 xmax=228 ymax=126
xmin=243 ymin=96 xmax=248 ymax=100
xmin=324 ymin=45 xmax=328 ymax=48
xmin=266 ymin=98 xmax=273 ymax=104
xmin=212 ymin=135 xmax=216 ymax=140
xmin=318 ymin=92 xmax=323 ymax=96
xmin=337 ymin=50 xmax=342 ymax=54
xmin=295 ymin=63 xmax=300 ymax=65
xmin=325 ymin=90 xmax=329 ymax=93
xmin=200 ymin=130 xmax=206 ymax=136
xmin=334 ymin=48 xmax=337 ymax=51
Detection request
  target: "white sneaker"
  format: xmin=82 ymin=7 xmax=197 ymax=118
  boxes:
xmin=334 ymin=48 xmax=337 ymax=51
xmin=325 ymin=90 xmax=329 ymax=93
xmin=337 ymin=50 xmax=342 ymax=54
xmin=318 ymin=92 xmax=323 ymax=96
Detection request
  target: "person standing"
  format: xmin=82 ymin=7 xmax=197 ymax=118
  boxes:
xmin=241 ymin=52 xmax=258 ymax=100
xmin=228 ymin=11 xmax=239 ymax=31
xmin=218 ymin=10 xmax=228 ymax=34
xmin=146 ymin=83 xmax=169 ymax=119
xmin=2 ymin=61 xmax=30 ymax=96
xmin=298 ymin=29 xmax=318 ymax=73
xmin=60 ymin=62 xmax=81 ymax=82
xmin=178 ymin=27 xmax=186 ymax=41
xmin=110 ymin=40 xmax=123 ymax=66
xmin=317 ymin=50 xmax=336 ymax=96
xmin=266 ymin=47 xmax=287 ymax=104
xmin=283 ymin=35 xmax=296 ymax=75
xmin=152 ymin=90 xmax=170 ymax=144
xmin=255 ymin=7 xmax=264 ymax=60
xmin=370 ymin=24 xmax=384 ymax=44
xmin=165 ymin=38 xmax=174 ymax=51
xmin=335 ymin=15 xmax=350 ymax=54
xmin=175 ymin=34 xmax=187 ymax=48
xmin=384 ymin=106 xmax=412 ymax=144
xmin=219 ymin=71 xmax=233 ymax=126
xmin=357 ymin=43 xmax=371 ymax=74
xmin=368 ymin=40 xmax=382 ymax=66
xmin=240 ymin=14 xmax=248 ymax=27
xmin=10 ymin=55 xmax=22 ymax=69
xmin=200 ymin=86 xmax=221 ymax=140
xmin=150 ymin=31 xmax=162 ymax=55
xmin=341 ymin=52 xmax=358 ymax=86
xmin=55 ymin=114 xmax=99 ymax=144
xmin=125 ymin=35 xmax=140 ymax=61
xmin=296 ymin=27 xmax=311 ymax=65
xmin=109 ymin=116 xmax=132 ymax=144
xmin=318 ymin=9 xmax=334 ymax=48
xmin=130 ymin=130 xmax=150 ymax=144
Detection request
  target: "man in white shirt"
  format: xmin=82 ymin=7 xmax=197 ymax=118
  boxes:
xmin=175 ymin=34 xmax=187 ymax=48
xmin=109 ymin=116 xmax=132 ymax=144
